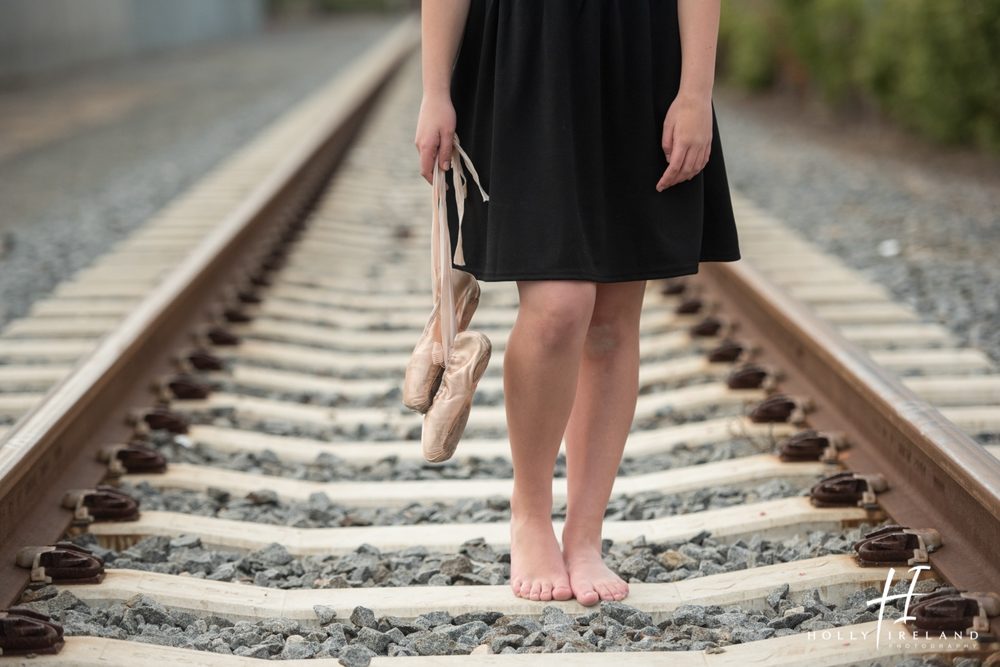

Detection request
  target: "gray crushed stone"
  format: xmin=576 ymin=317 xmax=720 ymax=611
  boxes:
xmin=64 ymin=521 xmax=870 ymax=589
xmin=169 ymin=399 xmax=748 ymax=443
xmin=0 ymin=16 xmax=403 ymax=328
xmin=200 ymin=355 xmax=726 ymax=410
xmin=143 ymin=429 xmax=773 ymax=481
xmin=16 ymin=575 xmax=943 ymax=660
xmin=116 ymin=476 xmax=807 ymax=528
xmin=714 ymin=87 xmax=1000 ymax=370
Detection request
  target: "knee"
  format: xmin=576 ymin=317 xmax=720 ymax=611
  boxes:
xmin=519 ymin=287 xmax=594 ymax=350
xmin=582 ymin=318 xmax=633 ymax=360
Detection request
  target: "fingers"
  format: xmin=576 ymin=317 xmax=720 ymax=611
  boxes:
xmin=415 ymin=130 xmax=455 ymax=185
xmin=416 ymin=134 xmax=439 ymax=185
xmin=661 ymin=120 xmax=674 ymax=166
xmin=656 ymin=144 xmax=687 ymax=192
xmin=677 ymin=145 xmax=702 ymax=182
xmin=439 ymin=130 xmax=454 ymax=171
xmin=656 ymin=142 xmax=710 ymax=191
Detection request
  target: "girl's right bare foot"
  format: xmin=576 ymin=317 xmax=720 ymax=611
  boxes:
xmin=508 ymin=513 xmax=573 ymax=601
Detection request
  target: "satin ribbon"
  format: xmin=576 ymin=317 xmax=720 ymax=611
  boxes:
xmin=430 ymin=133 xmax=489 ymax=367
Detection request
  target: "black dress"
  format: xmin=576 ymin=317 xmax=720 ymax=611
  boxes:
xmin=444 ymin=0 xmax=741 ymax=283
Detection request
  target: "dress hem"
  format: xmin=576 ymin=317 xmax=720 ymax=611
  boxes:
xmin=450 ymin=258 xmax=741 ymax=283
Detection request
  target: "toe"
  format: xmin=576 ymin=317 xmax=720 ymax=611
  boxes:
xmin=573 ymin=582 xmax=600 ymax=606
xmin=552 ymin=581 xmax=574 ymax=601
xmin=529 ymin=580 xmax=543 ymax=601
xmin=518 ymin=580 xmax=532 ymax=599
xmin=539 ymin=581 xmax=554 ymax=601
xmin=597 ymin=582 xmax=616 ymax=601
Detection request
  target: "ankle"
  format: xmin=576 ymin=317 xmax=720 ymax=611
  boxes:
xmin=560 ymin=520 xmax=604 ymax=553
xmin=510 ymin=496 xmax=553 ymax=525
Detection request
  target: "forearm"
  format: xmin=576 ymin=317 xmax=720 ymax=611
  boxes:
xmin=676 ymin=0 xmax=721 ymax=102
xmin=421 ymin=0 xmax=472 ymax=97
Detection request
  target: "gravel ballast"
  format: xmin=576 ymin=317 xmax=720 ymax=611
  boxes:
xmin=64 ymin=523 xmax=870 ymax=590
xmin=0 ymin=15 xmax=403 ymax=328
xmin=144 ymin=428 xmax=774 ymax=482
xmin=16 ymin=573 xmax=943 ymax=661
xmin=116 ymin=476 xmax=807 ymax=528
xmin=714 ymin=86 xmax=1000 ymax=370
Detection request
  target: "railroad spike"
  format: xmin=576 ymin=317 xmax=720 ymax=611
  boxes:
xmin=0 ymin=608 xmax=64 ymax=656
xmin=174 ymin=348 xmax=225 ymax=373
xmin=777 ymin=429 xmax=848 ymax=463
xmin=909 ymin=587 xmax=1000 ymax=639
xmin=689 ymin=315 xmax=733 ymax=338
xmin=249 ymin=270 xmax=272 ymax=287
xmin=852 ymin=524 xmax=942 ymax=566
xmin=222 ymin=307 xmax=253 ymax=324
xmin=674 ymin=296 xmax=702 ymax=314
xmin=237 ymin=288 xmax=263 ymax=305
xmin=131 ymin=406 xmax=189 ymax=434
xmin=97 ymin=443 xmax=167 ymax=476
xmin=158 ymin=373 xmax=212 ymax=401
xmin=706 ymin=338 xmax=749 ymax=364
xmin=15 ymin=542 xmax=105 ymax=585
xmin=61 ymin=486 xmax=140 ymax=525
xmin=203 ymin=325 xmax=240 ymax=346
xmin=725 ymin=363 xmax=779 ymax=391
xmin=810 ymin=471 xmax=888 ymax=509
xmin=747 ymin=393 xmax=810 ymax=425
xmin=659 ymin=279 xmax=687 ymax=296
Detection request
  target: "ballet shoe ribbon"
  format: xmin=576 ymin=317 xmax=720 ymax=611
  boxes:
xmin=430 ymin=134 xmax=489 ymax=366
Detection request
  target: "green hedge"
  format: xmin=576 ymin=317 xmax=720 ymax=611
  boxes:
xmin=718 ymin=0 xmax=1000 ymax=152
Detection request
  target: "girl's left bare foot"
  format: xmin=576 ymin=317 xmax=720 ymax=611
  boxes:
xmin=560 ymin=534 xmax=629 ymax=606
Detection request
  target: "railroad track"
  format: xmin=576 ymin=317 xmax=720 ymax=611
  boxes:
xmin=2 ymin=14 xmax=999 ymax=666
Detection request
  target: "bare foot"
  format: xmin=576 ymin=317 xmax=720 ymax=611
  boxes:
xmin=561 ymin=537 xmax=629 ymax=606
xmin=509 ymin=514 xmax=574 ymax=601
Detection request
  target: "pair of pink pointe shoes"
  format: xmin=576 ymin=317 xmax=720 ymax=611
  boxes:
xmin=402 ymin=270 xmax=491 ymax=462
xmin=403 ymin=134 xmax=492 ymax=463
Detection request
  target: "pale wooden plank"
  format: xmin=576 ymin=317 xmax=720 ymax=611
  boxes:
xmin=25 ymin=624 xmax=980 ymax=667
xmin=230 ymin=316 xmax=700 ymax=354
xmin=867 ymin=348 xmax=995 ymax=374
xmin=122 ymin=455 xmax=829 ymax=506
xmin=0 ymin=365 xmax=72 ymax=388
xmin=0 ymin=393 xmax=43 ymax=418
xmin=0 ymin=340 xmax=96 ymax=361
xmin=87 ymin=496 xmax=875 ymax=555
xmin=938 ymin=406 xmax=1000 ymax=435
xmin=901 ymin=376 xmax=1000 ymax=405
xmin=168 ymin=384 xmax=767 ymax=433
xmin=62 ymin=555 xmax=910 ymax=626
xmin=182 ymin=416 xmax=793 ymax=464
xmin=215 ymin=354 xmax=731 ymax=399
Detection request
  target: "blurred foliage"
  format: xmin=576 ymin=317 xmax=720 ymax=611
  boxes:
xmin=267 ymin=0 xmax=411 ymax=15
xmin=718 ymin=0 xmax=1000 ymax=152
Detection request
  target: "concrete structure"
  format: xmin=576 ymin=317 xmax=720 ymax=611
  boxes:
xmin=0 ymin=0 xmax=265 ymax=81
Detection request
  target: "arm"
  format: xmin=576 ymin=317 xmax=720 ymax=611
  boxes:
xmin=415 ymin=0 xmax=472 ymax=184
xmin=656 ymin=0 xmax=722 ymax=191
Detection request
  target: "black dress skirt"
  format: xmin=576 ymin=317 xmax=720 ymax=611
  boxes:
xmin=444 ymin=0 xmax=741 ymax=283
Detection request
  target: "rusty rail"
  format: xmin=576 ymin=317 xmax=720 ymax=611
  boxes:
xmin=697 ymin=259 xmax=1000 ymax=594
xmin=0 ymin=16 xmax=420 ymax=609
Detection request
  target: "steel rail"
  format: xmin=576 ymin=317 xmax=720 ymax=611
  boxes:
xmin=0 ymin=15 xmax=420 ymax=609
xmin=697 ymin=259 xmax=1000 ymax=595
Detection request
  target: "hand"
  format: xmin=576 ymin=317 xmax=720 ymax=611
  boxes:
xmin=656 ymin=93 xmax=713 ymax=191
xmin=414 ymin=92 xmax=457 ymax=185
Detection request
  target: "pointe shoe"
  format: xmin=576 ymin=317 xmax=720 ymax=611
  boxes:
xmin=402 ymin=270 xmax=481 ymax=413
xmin=421 ymin=330 xmax=492 ymax=463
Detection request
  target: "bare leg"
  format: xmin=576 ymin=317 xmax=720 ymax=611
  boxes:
xmin=505 ymin=279 xmax=596 ymax=601
xmin=561 ymin=280 xmax=646 ymax=605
